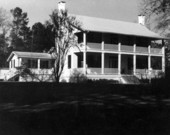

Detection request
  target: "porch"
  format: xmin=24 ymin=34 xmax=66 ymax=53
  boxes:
xmin=10 ymin=57 xmax=54 ymax=71
xmin=77 ymin=32 xmax=163 ymax=55
xmin=75 ymin=52 xmax=163 ymax=79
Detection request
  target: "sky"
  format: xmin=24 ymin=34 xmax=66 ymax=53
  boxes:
xmin=0 ymin=0 xmax=142 ymax=27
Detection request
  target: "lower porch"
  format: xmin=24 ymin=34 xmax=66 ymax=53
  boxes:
xmin=74 ymin=52 xmax=163 ymax=79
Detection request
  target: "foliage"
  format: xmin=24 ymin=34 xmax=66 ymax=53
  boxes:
xmin=48 ymin=9 xmax=81 ymax=82
xmin=0 ymin=8 xmax=12 ymax=68
xmin=16 ymin=64 xmax=54 ymax=82
xmin=69 ymin=69 xmax=87 ymax=83
xmin=9 ymin=7 xmax=31 ymax=51
xmin=141 ymin=0 xmax=170 ymax=69
xmin=44 ymin=21 xmax=55 ymax=50
xmin=87 ymin=79 xmax=119 ymax=84
xmin=141 ymin=0 xmax=170 ymax=33
xmin=31 ymin=22 xmax=46 ymax=52
xmin=31 ymin=22 xmax=55 ymax=52
xmin=0 ymin=7 xmax=11 ymax=34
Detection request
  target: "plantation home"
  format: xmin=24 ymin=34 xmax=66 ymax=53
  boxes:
xmin=58 ymin=1 xmax=167 ymax=82
xmin=0 ymin=1 xmax=167 ymax=82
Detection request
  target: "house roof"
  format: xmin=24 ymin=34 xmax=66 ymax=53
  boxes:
xmin=7 ymin=51 xmax=55 ymax=62
xmin=75 ymin=15 xmax=167 ymax=39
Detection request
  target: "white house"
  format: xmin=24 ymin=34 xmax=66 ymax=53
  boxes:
xmin=5 ymin=51 xmax=55 ymax=81
xmin=59 ymin=1 xmax=167 ymax=82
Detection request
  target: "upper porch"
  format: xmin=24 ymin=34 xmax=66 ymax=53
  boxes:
xmin=76 ymin=32 xmax=164 ymax=56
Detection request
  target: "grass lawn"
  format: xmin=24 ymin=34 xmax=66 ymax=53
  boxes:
xmin=0 ymin=82 xmax=170 ymax=135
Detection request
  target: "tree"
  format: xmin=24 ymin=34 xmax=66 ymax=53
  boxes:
xmin=31 ymin=22 xmax=46 ymax=52
xmin=141 ymin=0 xmax=170 ymax=67
xmin=0 ymin=7 xmax=12 ymax=68
xmin=10 ymin=7 xmax=31 ymax=51
xmin=31 ymin=22 xmax=55 ymax=52
xmin=141 ymin=0 xmax=170 ymax=33
xmin=44 ymin=21 xmax=55 ymax=51
xmin=49 ymin=10 xmax=81 ymax=83
xmin=0 ymin=8 xmax=11 ymax=35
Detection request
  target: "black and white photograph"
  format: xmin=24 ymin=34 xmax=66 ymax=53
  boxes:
xmin=0 ymin=0 xmax=170 ymax=134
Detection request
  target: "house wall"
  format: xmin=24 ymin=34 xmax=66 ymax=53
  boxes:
xmin=10 ymin=55 xmax=20 ymax=69
xmin=0 ymin=68 xmax=9 ymax=80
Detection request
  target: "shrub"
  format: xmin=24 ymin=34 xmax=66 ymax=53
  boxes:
xmin=87 ymin=79 xmax=119 ymax=84
xmin=69 ymin=69 xmax=87 ymax=83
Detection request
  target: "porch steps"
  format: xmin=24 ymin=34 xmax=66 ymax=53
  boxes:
xmin=8 ymin=74 xmax=20 ymax=81
xmin=120 ymin=75 xmax=140 ymax=84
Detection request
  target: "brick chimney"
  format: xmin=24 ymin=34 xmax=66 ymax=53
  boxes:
xmin=58 ymin=1 xmax=66 ymax=11
xmin=138 ymin=14 xmax=145 ymax=25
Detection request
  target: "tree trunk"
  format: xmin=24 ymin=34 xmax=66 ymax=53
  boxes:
xmin=55 ymin=75 xmax=60 ymax=83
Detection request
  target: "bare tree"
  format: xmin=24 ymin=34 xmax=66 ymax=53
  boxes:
xmin=0 ymin=8 xmax=12 ymax=68
xmin=141 ymin=0 xmax=170 ymax=32
xmin=49 ymin=10 xmax=81 ymax=83
xmin=0 ymin=7 xmax=11 ymax=34
xmin=141 ymin=0 xmax=170 ymax=67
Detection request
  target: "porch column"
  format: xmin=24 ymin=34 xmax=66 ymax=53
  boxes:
xmin=148 ymin=45 xmax=151 ymax=54
xmin=133 ymin=38 xmax=136 ymax=75
xmin=133 ymin=55 xmax=136 ymax=75
xmin=101 ymin=33 xmax=104 ymax=50
xmin=101 ymin=53 xmax=104 ymax=74
xmin=9 ymin=61 xmax=11 ymax=69
xmin=83 ymin=32 xmax=87 ymax=75
xmin=118 ymin=35 xmax=121 ymax=75
xmin=118 ymin=36 xmax=121 ymax=52
xmin=162 ymin=40 xmax=165 ymax=72
xmin=18 ymin=58 xmax=22 ymax=67
xmin=148 ymin=45 xmax=151 ymax=70
xmin=133 ymin=41 xmax=136 ymax=53
xmin=148 ymin=55 xmax=151 ymax=70
xmin=118 ymin=54 xmax=121 ymax=75
xmin=38 ymin=59 xmax=40 ymax=70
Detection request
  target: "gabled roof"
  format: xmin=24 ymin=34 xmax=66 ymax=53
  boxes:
xmin=75 ymin=15 xmax=167 ymax=39
xmin=7 ymin=51 xmax=55 ymax=62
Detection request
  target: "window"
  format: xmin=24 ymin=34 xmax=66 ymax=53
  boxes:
xmin=121 ymin=35 xmax=134 ymax=46
xmin=151 ymin=56 xmax=162 ymax=70
xmin=77 ymin=53 xmax=83 ymax=68
xmin=109 ymin=56 xmax=118 ymax=68
xmin=136 ymin=37 xmax=150 ymax=47
xmin=136 ymin=56 xmax=148 ymax=69
xmin=50 ymin=60 xmax=55 ymax=68
xmin=76 ymin=32 xmax=83 ymax=43
xmin=68 ymin=55 xmax=71 ymax=69
xmin=40 ymin=61 xmax=49 ymax=69
xmin=27 ymin=59 xmax=38 ymax=68
xmin=87 ymin=32 xmax=102 ymax=43
xmin=104 ymin=33 xmax=118 ymax=44
xmin=87 ymin=53 xmax=101 ymax=68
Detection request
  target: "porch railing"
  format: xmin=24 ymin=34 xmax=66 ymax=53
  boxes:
xmin=104 ymin=44 xmax=118 ymax=51
xmin=121 ymin=45 xmax=133 ymax=52
xmin=86 ymin=68 xmax=119 ymax=74
xmin=136 ymin=46 xmax=148 ymax=53
xmin=104 ymin=68 xmax=118 ymax=74
xmin=150 ymin=48 xmax=162 ymax=54
xmin=87 ymin=43 xmax=101 ymax=50
xmin=80 ymin=42 xmax=163 ymax=55
xmin=87 ymin=68 xmax=101 ymax=74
